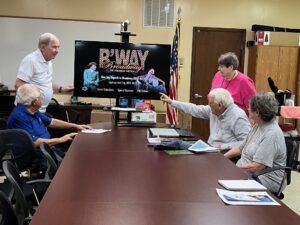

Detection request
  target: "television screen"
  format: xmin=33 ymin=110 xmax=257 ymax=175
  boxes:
xmin=74 ymin=41 xmax=171 ymax=100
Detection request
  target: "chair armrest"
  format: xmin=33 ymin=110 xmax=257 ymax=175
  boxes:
xmin=26 ymin=179 xmax=52 ymax=185
xmin=252 ymin=166 xmax=291 ymax=179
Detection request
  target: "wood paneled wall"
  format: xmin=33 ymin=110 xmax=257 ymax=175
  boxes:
xmin=248 ymin=46 xmax=299 ymax=95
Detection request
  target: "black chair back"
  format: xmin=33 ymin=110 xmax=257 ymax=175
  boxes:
xmin=0 ymin=190 xmax=19 ymax=225
xmin=2 ymin=161 xmax=29 ymax=222
xmin=0 ymin=129 xmax=36 ymax=171
xmin=0 ymin=96 xmax=15 ymax=118
xmin=46 ymin=98 xmax=80 ymax=123
xmin=0 ymin=132 xmax=7 ymax=160
xmin=285 ymin=140 xmax=297 ymax=185
xmin=0 ymin=118 xmax=7 ymax=130
xmin=40 ymin=143 xmax=59 ymax=179
xmin=46 ymin=98 xmax=65 ymax=120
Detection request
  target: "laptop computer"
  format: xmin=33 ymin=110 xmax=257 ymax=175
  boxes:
xmin=149 ymin=128 xmax=195 ymax=138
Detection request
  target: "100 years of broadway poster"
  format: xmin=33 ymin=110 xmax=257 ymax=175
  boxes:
xmin=74 ymin=41 xmax=171 ymax=99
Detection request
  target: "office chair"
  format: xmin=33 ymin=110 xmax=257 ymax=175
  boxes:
xmin=46 ymin=98 xmax=80 ymax=123
xmin=2 ymin=161 xmax=33 ymax=224
xmin=46 ymin=98 xmax=80 ymax=139
xmin=2 ymin=160 xmax=51 ymax=209
xmin=0 ymin=190 xmax=20 ymax=225
xmin=252 ymin=139 xmax=297 ymax=199
xmin=0 ymin=129 xmax=37 ymax=172
xmin=40 ymin=142 xmax=62 ymax=179
xmin=0 ymin=130 xmax=9 ymax=161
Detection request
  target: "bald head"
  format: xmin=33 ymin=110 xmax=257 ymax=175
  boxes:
xmin=16 ymin=84 xmax=41 ymax=106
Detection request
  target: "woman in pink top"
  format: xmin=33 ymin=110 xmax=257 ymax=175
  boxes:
xmin=211 ymin=52 xmax=256 ymax=115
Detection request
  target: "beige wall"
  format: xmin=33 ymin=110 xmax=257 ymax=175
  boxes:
xmin=1 ymin=0 xmax=300 ymax=109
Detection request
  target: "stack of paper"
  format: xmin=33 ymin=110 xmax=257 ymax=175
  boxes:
xmin=218 ymin=179 xmax=267 ymax=191
xmin=81 ymin=129 xmax=111 ymax=134
xmin=216 ymin=188 xmax=280 ymax=206
xmin=188 ymin=140 xmax=218 ymax=152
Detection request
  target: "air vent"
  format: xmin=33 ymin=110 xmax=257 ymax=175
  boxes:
xmin=144 ymin=0 xmax=175 ymax=28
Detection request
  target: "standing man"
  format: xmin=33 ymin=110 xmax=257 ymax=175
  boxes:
xmin=15 ymin=33 xmax=73 ymax=113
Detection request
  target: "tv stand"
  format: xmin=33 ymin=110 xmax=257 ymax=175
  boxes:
xmin=110 ymin=107 xmax=157 ymax=127
xmin=116 ymin=121 xmax=156 ymax=127
xmin=112 ymin=107 xmax=133 ymax=126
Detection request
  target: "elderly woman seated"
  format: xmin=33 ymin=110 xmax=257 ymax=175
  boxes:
xmin=224 ymin=93 xmax=287 ymax=193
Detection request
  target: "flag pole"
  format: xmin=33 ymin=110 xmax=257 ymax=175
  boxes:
xmin=166 ymin=7 xmax=181 ymax=125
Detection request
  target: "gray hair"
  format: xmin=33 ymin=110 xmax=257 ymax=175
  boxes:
xmin=16 ymin=84 xmax=41 ymax=106
xmin=218 ymin=52 xmax=239 ymax=69
xmin=209 ymin=88 xmax=234 ymax=107
xmin=38 ymin=33 xmax=57 ymax=48
xmin=250 ymin=93 xmax=278 ymax=122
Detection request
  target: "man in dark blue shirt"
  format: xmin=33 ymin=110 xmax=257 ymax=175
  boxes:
xmin=7 ymin=83 xmax=92 ymax=169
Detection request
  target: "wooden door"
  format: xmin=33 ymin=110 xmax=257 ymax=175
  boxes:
xmin=190 ymin=27 xmax=246 ymax=141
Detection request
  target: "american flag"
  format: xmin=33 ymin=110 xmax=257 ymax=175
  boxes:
xmin=166 ymin=20 xmax=180 ymax=125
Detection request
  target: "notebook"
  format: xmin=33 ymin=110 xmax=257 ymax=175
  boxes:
xmin=218 ymin=180 xmax=267 ymax=191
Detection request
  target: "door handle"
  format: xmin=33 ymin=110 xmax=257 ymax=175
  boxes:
xmin=194 ymin=93 xmax=203 ymax=99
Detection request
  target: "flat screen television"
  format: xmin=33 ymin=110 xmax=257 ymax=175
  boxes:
xmin=74 ymin=41 xmax=171 ymax=100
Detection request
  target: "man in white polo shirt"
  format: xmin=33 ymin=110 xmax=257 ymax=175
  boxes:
xmin=15 ymin=33 xmax=73 ymax=113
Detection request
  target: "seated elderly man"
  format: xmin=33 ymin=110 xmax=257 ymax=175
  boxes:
xmin=224 ymin=93 xmax=286 ymax=193
xmin=7 ymin=84 xmax=92 ymax=169
xmin=160 ymin=88 xmax=251 ymax=150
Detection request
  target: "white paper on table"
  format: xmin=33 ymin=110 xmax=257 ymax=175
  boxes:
xmin=81 ymin=129 xmax=111 ymax=134
xmin=188 ymin=139 xmax=218 ymax=152
xmin=216 ymin=188 xmax=280 ymax=206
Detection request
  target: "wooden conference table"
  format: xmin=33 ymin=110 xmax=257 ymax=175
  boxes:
xmin=30 ymin=123 xmax=300 ymax=225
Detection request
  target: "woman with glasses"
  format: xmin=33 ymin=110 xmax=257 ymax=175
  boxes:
xmin=211 ymin=52 xmax=256 ymax=115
